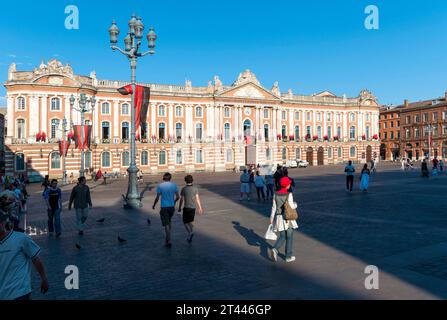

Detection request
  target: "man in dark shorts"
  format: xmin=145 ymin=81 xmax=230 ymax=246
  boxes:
xmin=152 ymin=173 xmax=180 ymax=248
xmin=178 ymin=175 xmax=203 ymax=243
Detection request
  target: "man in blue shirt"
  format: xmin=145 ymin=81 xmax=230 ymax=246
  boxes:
xmin=344 ymin=160 xmax=356 ymax=192
xmin=43 ymin=179 xmax=62 ymax=237
xmin=0 ymin=213 xmax=49 ymax=300
xmin=152 ymin=172 xmax=180 ymax=248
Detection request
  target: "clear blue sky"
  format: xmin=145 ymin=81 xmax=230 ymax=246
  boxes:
xmin=0 ymin=0 xmax=446 ymax=106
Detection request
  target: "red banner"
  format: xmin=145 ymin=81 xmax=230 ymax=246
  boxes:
xmin=117 ymin=84 xmax=150 ymax=133
xmin=58 ymin=140 xmax=70 ymax=157
xmin=73 ymin=125 xmax=92 ymax=150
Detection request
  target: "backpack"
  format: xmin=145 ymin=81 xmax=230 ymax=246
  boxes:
xmin=281 ymin=193 xmax=298 ymax=221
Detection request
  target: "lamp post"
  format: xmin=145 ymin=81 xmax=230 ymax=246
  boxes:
xmin=61 ymin=117 xmax=68 ymax=185
xmin=425 ymin=124 xmax=434 ymax=160
xmin=109 ymin=14 xmax=157 ymax=209
xmin=70 ymin=93 xmax=96 ymax=178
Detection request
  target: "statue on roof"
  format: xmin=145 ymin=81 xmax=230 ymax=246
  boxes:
xmin=271 ymin=81 xmax=280 ymax=96
xmin=233 ymin=69 xmax=260 ymax=86
xmin=214 ymin=76 xmax=223 ymax=91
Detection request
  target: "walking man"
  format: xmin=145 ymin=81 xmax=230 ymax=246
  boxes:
xmin=43 ymin=179 xmax=62 ymax=237
xmin=152 ymin=173 xmax=180 ymax=248
xmin=239 ymin=169 xmax=251 ymax=201
xmin=0 ymin=212 xmax=49 ymax=300
xmin=345 ymin=160 xmax=356 ymax=192
xmin=265 ymin=174 xmax=275 ymax=200
xmin=178 ymin=175 xmax=203 ymax=243
xmin=68 ymin=176 xmax=92 ymax=235
xmin=254 ymin=171 xmax=266 ymax=201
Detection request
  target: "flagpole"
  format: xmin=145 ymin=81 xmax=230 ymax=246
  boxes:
xmin=62 ymin=117 xmax=68 ymax=185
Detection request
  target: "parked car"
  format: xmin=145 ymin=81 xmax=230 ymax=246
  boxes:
xmin=297 ymin=159 xmax=309 ymax=168
xmin=285 ymin=160 xmax=298 ymax=168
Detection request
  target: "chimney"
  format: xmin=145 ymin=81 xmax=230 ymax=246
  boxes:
xmin=404 ymin=99 xmax=409 ymax=108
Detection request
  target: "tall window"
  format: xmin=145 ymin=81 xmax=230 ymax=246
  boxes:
xmin=16 ymin=119 xmax=25 ymax=139
xmin=295 ymin=112 xmax=300 ymax=121
xmin=328 ymin=147 xmax=332 ymax=158
xmin=195 ymin=123 xmax=203 ymax=141
xmin=51 ymin=119 xmax=60 ymax=139
xmin=365 ymin=126 xmax=370 ymax=140
xmin=317 ymin=126 xmax=322 ymax=139
xmin=122 ymin=122 xmax=129 ymax=140
xmin=282 ymin=111 xmax=286 ymax=120
xmin=122 ymin=151 xmax=130 ymax=166
xmin=176 ymin=149 xmax=183 ymax=164
xmin=101 ymin=102 xmax=110 ymax=114
xmin=224 ymin=107 xmax=230 ymax=118
xmin=282 ymin=148 xmax=287 ymax=160
xmin=406 ymin=129 xmax=411 ymax=139
xmin=350 ymin=113 xmax=355 ymax=122
xmin=226 ymin=149 xmax=233 ymax=162
xmin=102 ymin=121 xmax=110 ymax=139
xmin=141 ymin=151 xmax=149 ymax=166
xmin=327 ymin=126 xmax=332 ymax=140
xmin=317 ymin=112 xmax=321 ymax=122
xmin=159 ymin=150 xmax=166 ymax=165
xmin=306 ymin=126 xmax=311 ymax=137
xmin=337 ymin=126 xmax=342 ymax=138
xmin=295 ymin=148 xmax=300 ymax=159
xmin=406 ymin=116 xmax=411 ymax=124
xmin=50 ymin=152 xmax=61 ymax=169
xmin=175 ymin=123 xmax=183 ymax=140
xmin=338 ymin=147 xmax=342 ymax=158
xmin=175 ymin=106 xmax=182 ymax=117
xmin=141 ymin=123 xmax=148 ymax=139
xmin=85 ymin=151 xmax=92 ymax=169
xmin=121 ymin=103 xmax=129 ymax=115
xmin=224 ymin=123 xmax=231 ymax=142
xmin=415 ymin=128 xmax=419 ymax=138
xmin=295 ymin=126 xmax=300 ymax=140
xmin=327 ymin=113 xmax=332 ymax=121
xmin=158 ymin=122 xmax=166 ymax=140
xmin=243 ymin=120 xmax=251 ymax=137
xmin=306 ymin=112 xmax=311 ymax=121
xmin=195 ymin=107 xmax=203 ymax=117
xmin=51 ymin=97 xmax=61 ymax=111
xmin=15 ymin=153 xmax=25 ymax=171
xmin=350 ymin=126 xmax=356 ymax=139
xmin=266 ymin=148 xmax=272 ymax=160
xmin=196 ymin=149 xmax=203 ymax=163
xmin=281 ymin=125 xmax=287 ymax=138
xmin=16 ymin=97 xmax=25 ymax=110
xmin=264 ymin=124 xmax=269 ymax=141
xmin=336 ymin=113 xmax=341 ymax=122
xmin=158 ymin=105 xmax=166 ymax=117
xmin=366 ymin=113 xmax=370 ymax=122
xmin=102 ymin=152 xmax=111 ymax=167
xmin=350 ymin=147 xmax=356 ymax=157
xmin=264 ymin=108 xmax=269 ymax=119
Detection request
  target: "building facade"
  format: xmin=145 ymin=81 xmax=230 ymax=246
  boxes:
xmin=399 ymin=94 xmax=447 ymax=161
xmin=379 ymin=105 xmax=402 ymax=161
xmin=4 ymin=59 xmax=380 ymax=179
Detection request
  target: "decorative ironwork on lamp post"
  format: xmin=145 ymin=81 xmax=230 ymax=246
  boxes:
xmin=109 ymin=14 xmax=157 ymax=209
xmin=70 ymin=93 xmax=96 ymax=178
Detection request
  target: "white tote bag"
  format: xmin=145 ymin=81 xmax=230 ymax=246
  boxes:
xmin=264 ymin=224 xmax=277 ymax=240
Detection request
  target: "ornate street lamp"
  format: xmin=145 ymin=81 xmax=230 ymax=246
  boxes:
xmin=109 ymin=14 xmax=157 ymax=209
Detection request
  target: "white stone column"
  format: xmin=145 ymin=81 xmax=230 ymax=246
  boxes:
xmin=344 ymin=112 xmax=349 ymax=140
xmin=64 ymin=96 xmax=71 ymax=125
xmin=323 ymin=111 xmax=327 ymax=136
xmin=272 ymin=107 xmax=277 ymax=140
xmin=151 ymin=103 xmax=157 ymax=136
xmin=301 ymin=110 xmax=305 ymax=139
xmin=113 ymin=101 xmax=119 ymax=139
xmin=94 ymin=100 xmax=99 ymax=140
xmin=233 ymin=105 xmax=239 ymax=141
xmin=185 ymin=105 xmax=193 ymax=138
xmin=312 ymin=110 xmax=316 ymax=136
xmin=288 ymin=108 xmax=294 ymax=135
xmin=357 ymin=111 xmax=362 ymax=140
xmin=168 ymin=103 xmax=174 ymax=139
xmin=41 ymin=95 xmax=48 ymax=134
xmin=238 ymin=105 xmax=243 ymax=140
xmin=30 ymin=96 xmax=39 ymax=136
xmin=6 ymin=95 xmax=14 ymax=140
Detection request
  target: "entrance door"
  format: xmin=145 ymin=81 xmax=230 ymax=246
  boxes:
xmin=366 ymin=145 xmax=372 ymax=162
xmin=317 ymin=147 xmax=324 ymax=165
xmin=306 ymin=147 xmax=313 ymax=166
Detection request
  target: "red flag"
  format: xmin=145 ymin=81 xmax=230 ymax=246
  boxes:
xmin=58 ymin=140 xmax=70 ymax=157
xmin=73 ymin=125 xmax=92 ymax=150
xmin=117 ymin=84 xmax=150 ymax=133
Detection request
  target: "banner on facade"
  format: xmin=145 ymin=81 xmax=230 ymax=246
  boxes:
xmin=117 ymin=84 xmax=150 ymax=133
xmin=58 ymin=140 xmax=70 ymax=157
xmin=73 ymin=125 xmax=92 ymax=150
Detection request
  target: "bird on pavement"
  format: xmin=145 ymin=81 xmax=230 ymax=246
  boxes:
xmin=75 ymin=243 xmax=81 ymax=250
xmin=118 ymin=236 xmax=127 ymax=243
xmin=96 ymin=218 xmax=105 ymax=223
xmin=147 ymin=219 xmax=151 ymax=225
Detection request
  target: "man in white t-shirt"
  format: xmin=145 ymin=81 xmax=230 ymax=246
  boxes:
xmin=0 ymin=213 xmax=49 ymax=300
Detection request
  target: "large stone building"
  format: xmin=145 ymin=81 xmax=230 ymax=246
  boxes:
xmin=379 ymin=105 xmax=402 ymax=161
xmin=3 ymin=59 xmax=380 ymax=179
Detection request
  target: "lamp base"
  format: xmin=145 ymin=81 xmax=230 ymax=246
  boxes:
xmin=123 ymin=165 xmax=142 ymax=209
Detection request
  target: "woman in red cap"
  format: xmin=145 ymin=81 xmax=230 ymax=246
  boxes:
xmin=269 ymin=176 xmax=298 ymax=263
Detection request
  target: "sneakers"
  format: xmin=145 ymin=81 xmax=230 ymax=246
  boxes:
xmin=286 ymin=256 xmax=296 ymax=263
xmin=271 ymin=248 xmax=278 ymax=262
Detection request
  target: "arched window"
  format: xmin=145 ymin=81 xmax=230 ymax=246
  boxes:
xmin=15 ymin=153 xmax=25 ymax=171
xmin=196 ymin=149 xmax=203 ymax=163
xmin=17 ymin=97 xmax=25 ymax=110
xmin=84 ymin=151 xmax=92 ymax=169
xmin=102 ymin=121 xmax=110 ymax=140
xmin=158 ymin=122 xmax=166 ymax=140
xmin=226 ymin=149 xmax=233 ymax=162
xmin=350 ymin=126 xmax=356 ymax=140
xmin=195 ymin=123 xmax=203 ymax=141
xmin=159 ymin=150 xmax=166 ymax=165
xmin=175 ymin=123 xmax=183 ymax=141
xmin=243 ymin=119 xmax=252 ymax=137
xmin=295 ymin=126 xmax=300 ymax=140
xmin=51 ymin=97 xmax=61 ymax=111
xmin=122 ymin=151 xmax=130 ymax=166
xmin=141 ymin=150 xmax=149 ymax=166
xmin=158 ymin=105 xmax=166 ymax=117
xmin=282 ymin=147 xmax=287 ymax=160
xmin=176 ymin=149 xmax=183 ymax=164
xmin=102 ymin=152 xmax=111 ymax=167
xmin=51 ymin=119 xmax=60 ymax=139
xmin=317 ymin=126 xmax=322 ymax=139
xmin=101 ymin=102 xmax=110 ymax=114
xmin=50 ymin=152 xmax=61 ymax=169
xmin=195 ymin=107 xmax=203 ymax=118
xmin=122 ymin=122 xmax=129 ymax=140
xmin=16 ymin=119 xmax=25 ymax=139
xmin=121 ymin=103 xmax=129 ymax=115
xmin=350 ymin=147 xmax=356 ymax=157
xmin=281 ymin=125 xmax=287 ymax=139
xmin=264 ymin=124 xmax=269 ymax=141
xmin=224 ymin=123 xmax=231 ymax=142
xmin=224 ymin=107 xmax=230 ymax=118
xmin=175 ymin=106 xmax=182 ymax=117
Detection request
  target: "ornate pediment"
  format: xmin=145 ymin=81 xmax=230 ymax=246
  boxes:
xmin=33 ymin=59 xmax=74 ymax=78
xmin=218 ymin=83 xmax=279 ymax=100
xmin=359 ymin=89 xmax=378 ymax=106
xmin=233 ymin=69 xmax=260 ymax=87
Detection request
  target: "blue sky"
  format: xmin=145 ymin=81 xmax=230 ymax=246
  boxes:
xmin=0 ymin=0 xmax=446 ymax=106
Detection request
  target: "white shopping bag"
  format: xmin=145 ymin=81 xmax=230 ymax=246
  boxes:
xmin=264 ymin=224 xmax=277 ymax=240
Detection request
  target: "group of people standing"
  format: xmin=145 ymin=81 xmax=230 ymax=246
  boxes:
xmin=421 ymin=157 xmax=444 ymax=178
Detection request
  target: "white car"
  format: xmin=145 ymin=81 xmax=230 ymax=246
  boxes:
xmin=285 ymin=160 xmax=298 ymax=168
xmin=297 ymin=160 xmax=309 ymax=168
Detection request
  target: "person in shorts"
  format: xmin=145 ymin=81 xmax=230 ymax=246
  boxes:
xmin=178 ymin=175 xmax=203 ymax=243
xmin=152 ymin=173 xmax=180 ymax=248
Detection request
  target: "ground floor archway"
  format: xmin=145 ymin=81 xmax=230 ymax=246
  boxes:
xmin=306 ymin=147 xmax=314 ymax=166
xmin=317 ymin=147 xmax=324 ymax=165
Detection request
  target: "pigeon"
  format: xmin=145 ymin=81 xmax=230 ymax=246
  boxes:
xmin=96 ymin=218 xmax=105 ymax=223
xmin=147 ymin=219 xmax=151 ymax=225
xmin=118 ymin=236 xmax=127 ymax=243
xmin=75 ymin=243 xmax=81 ymax=250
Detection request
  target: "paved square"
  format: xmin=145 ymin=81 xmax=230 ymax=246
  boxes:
xmin=23 ymin=163 xmax=447 ymax=299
